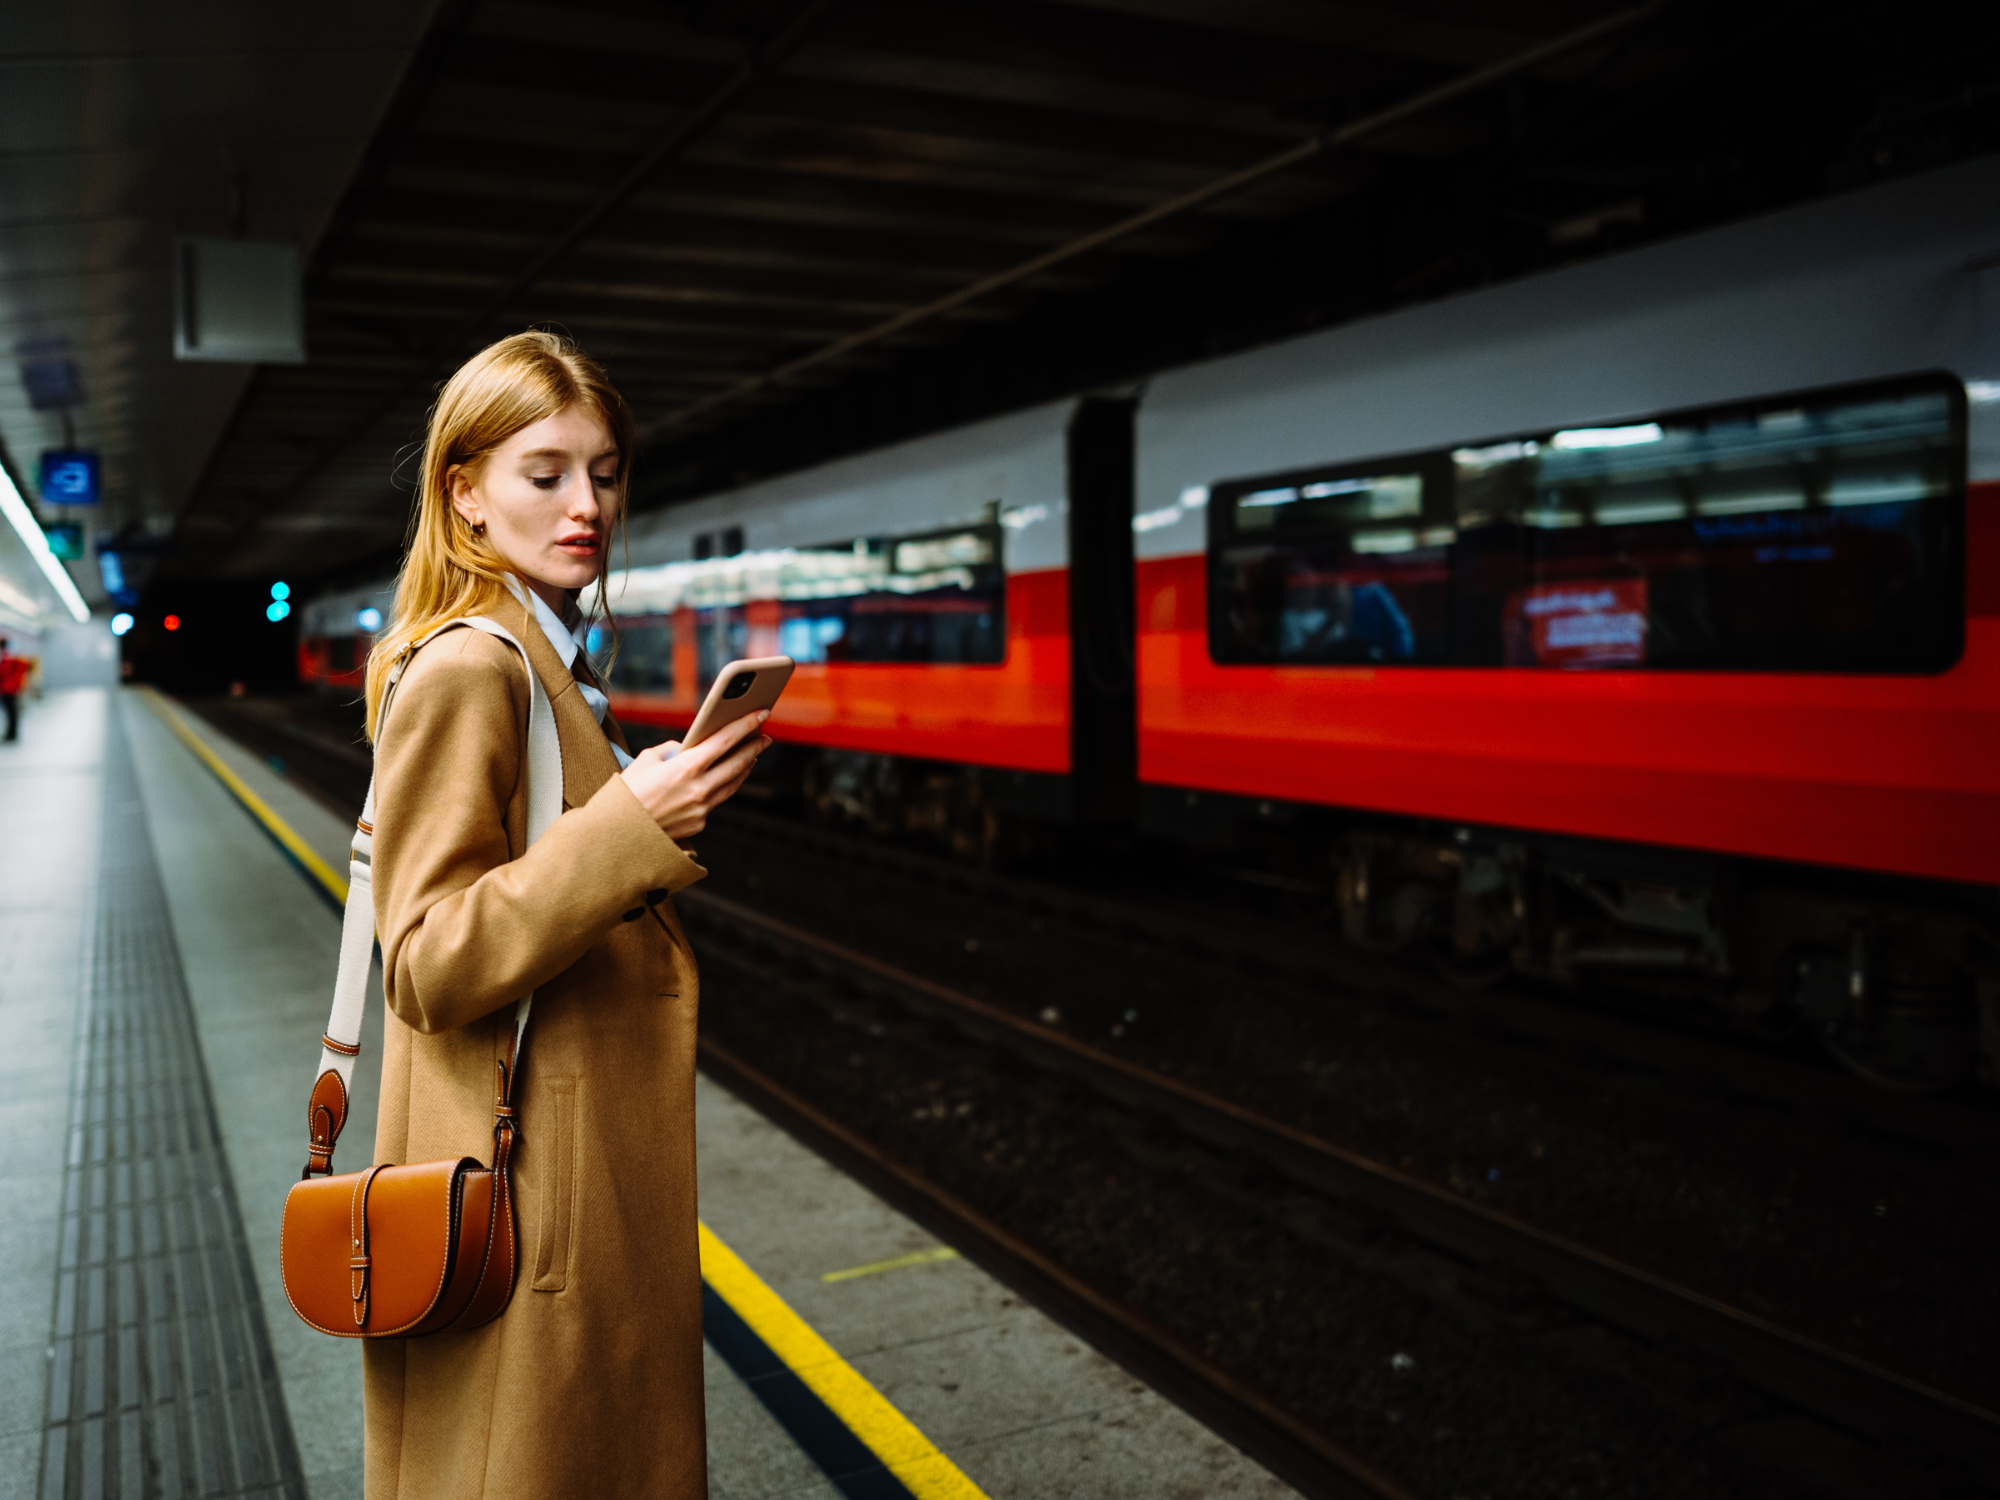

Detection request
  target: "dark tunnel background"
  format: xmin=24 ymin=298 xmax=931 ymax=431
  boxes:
xmin=121 ymin=582 xmax=302 ymax=697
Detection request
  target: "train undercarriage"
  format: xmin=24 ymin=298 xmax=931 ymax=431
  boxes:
xmin=744 ymin=741 xmax=1999 ymax=1096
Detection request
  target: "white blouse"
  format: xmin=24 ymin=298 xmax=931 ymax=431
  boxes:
xmin=507 ymin=578 xmax=634 ymax=769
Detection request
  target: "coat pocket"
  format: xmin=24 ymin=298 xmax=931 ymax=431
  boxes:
xmin=531 ymin=1077 xmax=578 ymax=1292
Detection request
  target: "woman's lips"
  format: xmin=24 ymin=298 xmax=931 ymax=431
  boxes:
xmin=556 ymin=535 xmax=601 ymax=554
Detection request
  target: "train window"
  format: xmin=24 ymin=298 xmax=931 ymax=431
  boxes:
xmin=328 ymin=637 xmax=356 ymax=673
xmin=606 ymin=522 xmax=1007 ymax=681
xmin=1209 ymin=458 xmax=1455 ymax=664
xmin=1207 ymin=373 xmax=1964 ymax=673
xmin=604 ymin=615 xmax=673 ymax=693
xmin=783 ymin=524 xmax=1005 ymax=665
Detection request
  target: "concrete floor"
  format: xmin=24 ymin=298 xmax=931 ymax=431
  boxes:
xmin=122 ymin=689 xmax=379 ymax=1500
xmin=696 ymin=1074 xmax=1297 ymax=1500
xmin=0 ymin=689 xmax=101 ymax=1500
xmin=3 ymin=685 xmax=1297 ymax=1499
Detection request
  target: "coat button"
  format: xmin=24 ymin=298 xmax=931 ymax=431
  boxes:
xmin=622 ymin=907 xmax=644 ymax=922
xmin=645 ymin=888 xmax=668 ymax=905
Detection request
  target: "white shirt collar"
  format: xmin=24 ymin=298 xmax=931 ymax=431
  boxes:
xmin=504 ymin=575 xmax=582 ymax=671
xmin=503 ymin=575 xmax=631 ymax=767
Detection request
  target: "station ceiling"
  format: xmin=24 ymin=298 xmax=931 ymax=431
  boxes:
xmin=0 ymin=0 xmax=445 ymax=621
xmin=8 ymin=0 xmax=1999 ymax=602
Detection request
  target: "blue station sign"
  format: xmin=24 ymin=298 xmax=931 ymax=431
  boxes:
xmin=38 ymin=450 xmax=100 ymax=505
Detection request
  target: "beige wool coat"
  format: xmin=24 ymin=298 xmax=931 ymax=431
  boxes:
xmin=362 ymin=595 xmax=709 ymax=1499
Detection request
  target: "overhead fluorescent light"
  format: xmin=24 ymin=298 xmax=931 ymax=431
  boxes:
xmin=1696 ymin=492 xmax=1805 ymax=516
xmin=0 ymin=462 xmax=90 ymax=622
xmin=1453 ymin=440 xmax=1539 ymax=468
xmin=1351 ymin=529 xmax=1417 ymax=553
xmin=1550 ymin=423 xmax=1664 ymax=449
xmin=1825 ymin=475 xmax=1932 ymax=506
xmin=1595 ymin=500 xmax=1687 ymax=525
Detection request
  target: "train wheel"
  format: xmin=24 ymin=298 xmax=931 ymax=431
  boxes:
xmin=1794 ymin=944 xmax=1977 ymax=1093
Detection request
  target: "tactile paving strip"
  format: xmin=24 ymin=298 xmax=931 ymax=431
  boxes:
xmin=38 ymin=713 xmax=305 ymax=1500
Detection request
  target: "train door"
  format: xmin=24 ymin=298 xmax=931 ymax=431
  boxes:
xmin=1067 ymin=396 xmax=1137 ymax=825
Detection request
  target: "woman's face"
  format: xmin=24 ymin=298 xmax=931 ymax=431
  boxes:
xmin=449 ymin=404 xmax=619 ymax=607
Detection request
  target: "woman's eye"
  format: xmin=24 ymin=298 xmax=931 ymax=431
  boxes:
xmin=531 ymin=475 xmax=561 ymax=490
xmin=591 ymin=472 xmax=618 ymax=487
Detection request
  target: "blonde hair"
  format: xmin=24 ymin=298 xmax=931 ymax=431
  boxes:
xmin=363 ymin=330 xmax=633 ymax=739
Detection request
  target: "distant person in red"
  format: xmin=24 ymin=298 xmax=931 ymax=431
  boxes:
xmin=0 ymin=637 xmax=28 ymax=742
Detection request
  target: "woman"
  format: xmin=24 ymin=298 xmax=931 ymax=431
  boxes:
xmin=360 ymin=331 xmax=766 ymax=1498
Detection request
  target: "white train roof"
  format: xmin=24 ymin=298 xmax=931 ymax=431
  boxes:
xmin=1133 ymin=152 xmax=2000 ymax=560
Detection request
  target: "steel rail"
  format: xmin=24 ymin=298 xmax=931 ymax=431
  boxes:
xmin=677 ymin=885 xmax=2000 ymax=1487
xmin=640 ymin=2 xmax=1660 ymax=439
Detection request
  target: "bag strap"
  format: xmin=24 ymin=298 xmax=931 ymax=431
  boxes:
xmin=303 ymin=616 xmax=563 ymax=1178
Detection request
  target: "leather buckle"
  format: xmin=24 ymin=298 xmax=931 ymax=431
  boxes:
xmin=303 ymin=1070 xmax=349 ymax=1181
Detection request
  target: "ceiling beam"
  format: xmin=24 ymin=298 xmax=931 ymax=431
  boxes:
xmin=640 ymin=1 xmax=1661 ymax=440
xmin=222 ymin=0 xmax=850 ymax=551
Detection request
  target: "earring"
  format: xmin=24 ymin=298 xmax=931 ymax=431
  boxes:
xmin=471 ymin=520 xmax=486 ymax=537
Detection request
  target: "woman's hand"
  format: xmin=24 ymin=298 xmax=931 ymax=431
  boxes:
xmin=620 ymin=712 xmax=770 ymax=844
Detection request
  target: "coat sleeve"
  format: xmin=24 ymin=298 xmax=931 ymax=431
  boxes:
xmin=371 ymin=630 xmax=705 ymax=1036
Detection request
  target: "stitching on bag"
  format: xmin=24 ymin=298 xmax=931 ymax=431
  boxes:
xmin=452 ymin=1167 xmax=506 ymax=1331
xmin=375 ymin=1164 xmax=463 ymax=1336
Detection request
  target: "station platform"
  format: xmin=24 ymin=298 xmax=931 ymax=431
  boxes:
xmin=0 ymin=686 xmax=1293 ymax=1500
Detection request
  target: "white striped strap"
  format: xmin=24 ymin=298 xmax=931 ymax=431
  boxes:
xmin=305 ymin=616 xmax=563 ymax=1171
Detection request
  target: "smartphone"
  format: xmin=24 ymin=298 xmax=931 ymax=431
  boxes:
xmin=680 ymin=656 xmax=794 ymax=751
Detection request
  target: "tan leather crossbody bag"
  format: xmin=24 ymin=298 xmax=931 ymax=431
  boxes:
xmin=280 ymin=617 xmax=561 ymax=1338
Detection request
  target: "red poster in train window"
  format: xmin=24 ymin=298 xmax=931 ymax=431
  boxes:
xmin=1503 ymin=579 xmax=1648 ymax=667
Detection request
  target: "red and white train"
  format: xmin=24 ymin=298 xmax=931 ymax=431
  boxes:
xmin=304 ymin=154 xmax=2000 ymax=1091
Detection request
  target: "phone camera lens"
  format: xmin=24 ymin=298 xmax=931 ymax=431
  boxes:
xmin=722 ymin=671 xmax=756 ymax=699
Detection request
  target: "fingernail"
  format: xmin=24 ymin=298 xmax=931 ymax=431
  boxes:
xmin=757 ymin=710 xmax=770 ymax=722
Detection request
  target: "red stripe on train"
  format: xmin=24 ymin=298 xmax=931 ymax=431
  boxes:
xmin=608 ymin=567 xmax=1071 ymax=774
xmin=1135 ymin=480 xmax=2000 ymax=886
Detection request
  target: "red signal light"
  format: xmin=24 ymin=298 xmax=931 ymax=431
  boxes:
xmin=164 ymin=615 xmax=181 ymax=631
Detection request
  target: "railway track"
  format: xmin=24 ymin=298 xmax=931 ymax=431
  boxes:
xmin=679 ymin=883 xmax=2000 ymax=1495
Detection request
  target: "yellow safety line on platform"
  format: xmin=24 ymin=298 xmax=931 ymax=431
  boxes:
xmin=822 ymin=1246 xmax=961 ymax=1283
xmin=699 ymin=1223 xmax=990 ymax=1500
xmin=137 ymin=688 xmax=349 ymax=904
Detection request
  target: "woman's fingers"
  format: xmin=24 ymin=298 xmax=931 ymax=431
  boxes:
xmin=701 ymin=731 xmax=768 ymax=789
xmin=701 ymin=739 xmax=768 ymax=807
xmin=679 ymin=712 xmax=766 ymax=771
xmin=621 ymin=715 xmax=768 ymax=840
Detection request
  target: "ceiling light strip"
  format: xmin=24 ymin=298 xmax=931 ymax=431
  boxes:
xmin=0 ymin=463 xmax=91 ymax=622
